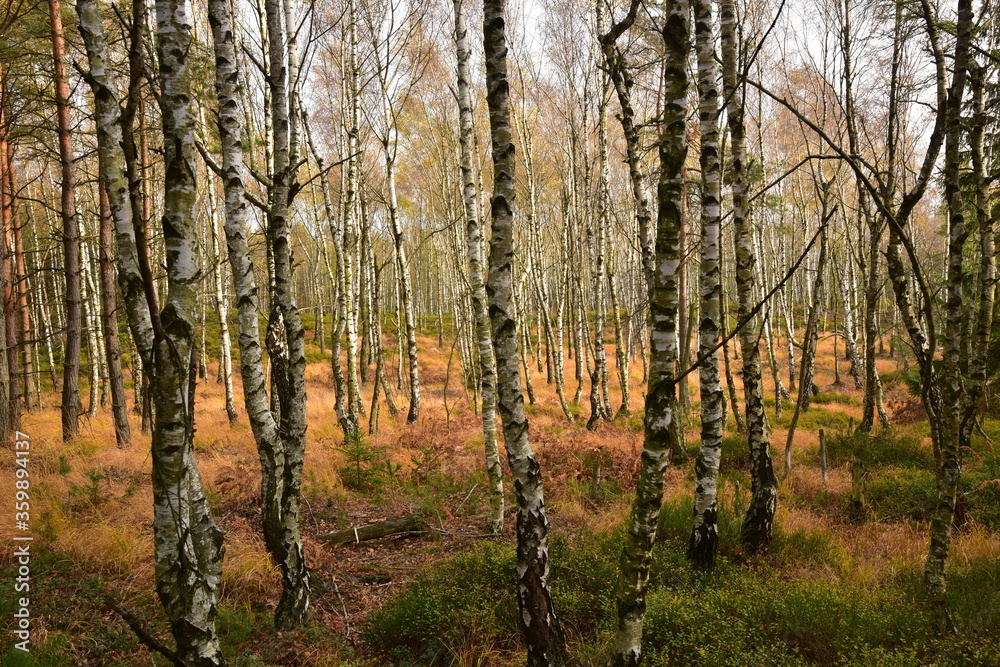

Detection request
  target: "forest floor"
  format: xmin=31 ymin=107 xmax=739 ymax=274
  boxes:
xmin=1 ymin=329 xmax=999 ymax=665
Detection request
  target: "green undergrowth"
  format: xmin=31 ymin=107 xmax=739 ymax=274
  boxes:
xmin=773 ymin=405 xmax=853 ymax=431
xmin=818 ymin=428 xmax=1000 ymax=528
xmin=813 ymin=391 xmax=861 ymax=407
xmin=367 ymin=502 xmax=999 ymax=665
xmin=822 ymin=430 xmax=932 ymax=469
xmin=880 ymin=366 xmax=922 ymax=394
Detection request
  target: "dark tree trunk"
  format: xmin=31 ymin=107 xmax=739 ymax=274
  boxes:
xmin=50 ymin=0 xmax=81 ymax=441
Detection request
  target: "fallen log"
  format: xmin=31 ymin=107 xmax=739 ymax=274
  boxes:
xmin=319 ymin=514 xmax=429 ymax=546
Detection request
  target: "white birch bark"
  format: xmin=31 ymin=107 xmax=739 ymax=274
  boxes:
xmin=688 ymin=0 xmax=724 ymax=569
xmin=455 ymin=0 xmax=504 ymax=535
xmin=614 ymin=0 xmax=687 ymax=659
xmin=483 ymin=0 xmax=565 ymax=661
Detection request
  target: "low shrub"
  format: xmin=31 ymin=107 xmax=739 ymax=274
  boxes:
xmin=864 ymin=468 xmax=936 ymax=521
xmin=365 ymin=541 xmax=520 ymax=660
xmin=368 ymin=518 xmax=1000 ymax=665
xmin=822 ymin=430 xmax=932 ymax=470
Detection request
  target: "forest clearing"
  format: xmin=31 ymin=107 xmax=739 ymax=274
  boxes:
xmin=0 ymin=0 xmax=998 ymax=663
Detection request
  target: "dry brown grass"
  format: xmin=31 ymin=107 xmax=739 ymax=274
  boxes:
xmin=3 ymin=329 xmax=997 ymax=665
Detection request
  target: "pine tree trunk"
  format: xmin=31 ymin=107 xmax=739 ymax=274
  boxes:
xmin=50 ymin=0 xmax=81 ymax=440
xmin=4 ymin=151 xmax=32 ymax=412
xmin=0 ymin=110 xmax=16 ymax=435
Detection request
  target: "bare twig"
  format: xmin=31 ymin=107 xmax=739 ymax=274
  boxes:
xmin=104 ymin=596 xmax=185 ymax=666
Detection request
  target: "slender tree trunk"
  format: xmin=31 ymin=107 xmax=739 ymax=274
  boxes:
xmin=382 ymin=147 xmax=420 ymax=423
xmin=0 ymin=102 xmax=15 ymax=436
xmin=342 ymin=0 xmax=362 ymax=427
xmin=688 ymin=0 xmax=724 ymax=569
xmin=51 ymin=0 xmax=81 ymax=440
xmin=784 ymin=220 xmax=828 ymax=472
xmin=456 ymin=0 xmax=504 ymax=535
xmin=719 ymin=246 xmax=744 ymax=434
xmin=303 ymin=118 xmax=349 ymax=427
xmin=594 ymin=2 xmax=612 ymax=421
xmin=483 ymin=0 xmax=565 ymax=661
xmin=4 ymin=150 xmax=31 ymax=413
xmin=117 ymin=0 xmax=158 ymax=436
xmin=82 ymin=242 xmax=101 ymax=417
xmin=599 ymin=0 xmax=653 ymax=290
xmin=613 ymin=0 xmax=687 ymax=660
xmin=97 ymin=157 xmax=131 ymax=447
xmin=721 ymin=0 xmax=778 ymax=554
xmin=834 ymin=264 xmax=864 ymax=390
xmin=78 ymin=0 xmax=226 ymax=660
xmin=260 ymin=0 xmax=310 ymax=628
xmin=204 ymin=145 xmax=237 ymax=424
xmin=925 ymin=0 xmax=973 ymax=608
xmin=152 ymin=0 xmax=228 ymax=648
xmin=609 ymin=268 xmax=630 ymax=415
xmin=844 ymin=0 xmax=889 ymax=432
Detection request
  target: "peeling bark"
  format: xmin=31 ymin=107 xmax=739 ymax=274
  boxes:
xmin=456 ymin=0 xmax=504 ymax=535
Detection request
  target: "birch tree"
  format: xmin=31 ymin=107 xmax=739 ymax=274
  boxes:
xmin=722 ymin=0 xmax=778 ymax=554
xmin=259 ymin=0 xmax=311 ymax=627
xmin=483 ymin=0 xmax=565 ymax=660
xmin=688 ymin=0 xmax=724 ymax=570
xmin=368 ymin=0 xmax=422 ymax=424
xmin=77 ymin=0 xmax=226 ymax=660
xmin=455 ymin=0 xmax=504 ymax=535
xmin=614 ymin=0 xmax=687 ymax=659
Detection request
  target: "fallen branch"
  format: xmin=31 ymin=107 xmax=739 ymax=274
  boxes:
xmin=319 ymin=514 xmax=429 ymax=546
xmin=104 ymin=595 xmax=185 ymax=666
